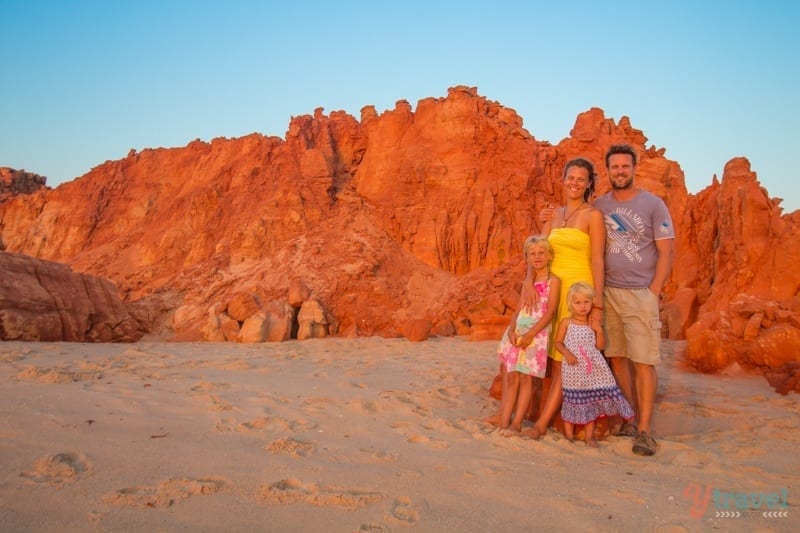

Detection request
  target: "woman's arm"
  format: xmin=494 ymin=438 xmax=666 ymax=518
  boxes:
xmin=539 ymin=202 xmax=555 ymax=234
xmin=593 ymin=322 xmax=606 ymax=350
xmin=506 ymin=309 xmax=522 ymax=345
xmin=517 ymin=276 xmax=561 ymax=346
xmin=519 ymin=264 xmax=536 ymax=311
xmin=588 ymin=208 xmax=606 ymax=317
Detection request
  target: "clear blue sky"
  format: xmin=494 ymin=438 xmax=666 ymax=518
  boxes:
xmin=2 ymin=0 xmax=798 ymax=211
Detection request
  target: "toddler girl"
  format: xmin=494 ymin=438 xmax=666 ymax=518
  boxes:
xmin=555 ymin=281 xmax=634 ymax=446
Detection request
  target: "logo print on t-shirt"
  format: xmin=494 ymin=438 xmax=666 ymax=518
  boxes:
xmin=605 ymin=209 xmax=644 ymax=263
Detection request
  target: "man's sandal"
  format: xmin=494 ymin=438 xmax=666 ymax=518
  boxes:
xmin=632 ymin=431 xmax=657 ymax=456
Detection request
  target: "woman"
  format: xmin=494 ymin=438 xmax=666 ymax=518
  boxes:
xmin=520 ymin=157 xmax=606 ymax=440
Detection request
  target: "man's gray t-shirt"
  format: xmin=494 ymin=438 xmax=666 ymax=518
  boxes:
xmin=594 ymin=190 xmax=675 ymax=289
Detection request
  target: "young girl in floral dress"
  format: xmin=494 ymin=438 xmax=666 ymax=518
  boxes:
xmin=490 ymin=235 xmax=560 ymax=433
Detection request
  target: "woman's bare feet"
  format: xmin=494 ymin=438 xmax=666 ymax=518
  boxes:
xmin=520 ymin=426 xmax=545 ymax=440
xmin=484 ymin=413 xmax=501 ymax=427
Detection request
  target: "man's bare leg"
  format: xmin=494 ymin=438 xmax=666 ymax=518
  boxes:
xmin=633 ymin=362 xmax=657 ymax=434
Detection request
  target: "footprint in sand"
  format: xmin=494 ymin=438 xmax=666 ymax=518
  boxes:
xmin=387 ymin=496 xmax=420 ymax=525
xmin=256 ymin=478 xmax=384 ymax=510
xmin=610 ymin=488 xmax=648 ymax=506
xmin=356 ymin=524 xmax=390 ymax=532
xmin=685 ymin=400 xmax=739 ymax=417
xmin=214 ymin=359 xmax=253 ymax=371
xmin=420 ymin=416 xmax=471 ymax=437
xmin=15 ymin=365 xmax=102 ymax=384
xmin=215 ymin=416 xmax=314 ymax=433
xmin=358 ymin=448 xmax=398 ymax=463
xmin=302 ymin=396 xmax=340 ymax=413
xmin=207 ymin=394 xmax=235 ymax=411
xmin=406 ymin=434 xmax=449 ymax=449
xmin=195 ymin=394 xmax=234 ymax=411
xmin=103 ymin=477 xmax=228 ymax=508
xmin=21 ymin=452 xmax=92 ymax=486
xmin=345 ymin=399 xmax=382 ymax=414
xmin=189 ymin=382 xmax=237 ymax=411
xmin=191 ymin=381 xmax=232 ymax=393
xmin=390 ymin=421 xmax=450 ymax=448
xmin=447 ymin=417 xmax=484 ymax=435
xmin=0 ymin=347 xmax=31 ymax=363
xmin=266 ymin=437 xmax=315 ymax=457
xmin=462 ymin=460 xmax=512 ymax=478
xmin=609 ymin=437 xmax=722 ymax=472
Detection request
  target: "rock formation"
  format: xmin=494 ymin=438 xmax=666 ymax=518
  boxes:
xmin=678 ymin=158 xmax=800 ymax=371
xmin=0 ymin=87 xmax=797 ymax=381
xmin=0 ymin=251 xmax=142 ymax=342
xmin=0 ymin=167 xmax=48 ymax=202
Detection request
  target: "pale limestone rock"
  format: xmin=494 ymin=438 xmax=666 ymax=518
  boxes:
xmin=297 ymin=300 xmax=328 ymax=340
xmin=263 ymin=301 xmax=294 ymax=342
xmin=238 ymin=312 xmax=269 ymax=343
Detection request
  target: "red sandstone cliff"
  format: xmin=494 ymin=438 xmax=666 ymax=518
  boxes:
xmin=0 ymin=251 xmax=142 ymax=342
xmin=0 ymin=167 xmax=48 ymax=202
xmin=677 ymin=159 xmax=800 ymax=371
xmin=1 ymin=87 xmax=797 ymax=376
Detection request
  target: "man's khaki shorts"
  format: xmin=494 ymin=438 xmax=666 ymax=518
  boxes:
xmin=603 ymin=286 xmax=662 ymax=365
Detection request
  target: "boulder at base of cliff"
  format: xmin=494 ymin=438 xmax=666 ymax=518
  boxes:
xmin=0 ymin=251 xmax=143 ymax=342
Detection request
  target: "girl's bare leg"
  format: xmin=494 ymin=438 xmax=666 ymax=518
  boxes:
xmin=510 ymin=374 xmax=533 ymax=432
xmin=521 ymin=360 xmax=562 ymax=439
xmin=499 ymin=372 xmax=520 ymax=430
xmin=563 ymin=421 xmax=574 ymax=442
xmin=584 ymin=421 xmax=598 ymax=447
xmin=484 ymin=365 xmax=508 ymax=426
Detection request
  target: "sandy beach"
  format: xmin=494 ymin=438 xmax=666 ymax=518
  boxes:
xmin=0 ymin=337 xmax=796 ymax=532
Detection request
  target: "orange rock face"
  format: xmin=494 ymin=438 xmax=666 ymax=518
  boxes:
xmin=0 ymin=251 xmax=142 ymax=342
xmin=0 ymin=86 xmax=797 ymax=375
xmin=677 ymin=159 xmax=800 ymax=373
xmin=0 ymin=167 xmax=48 ymax=202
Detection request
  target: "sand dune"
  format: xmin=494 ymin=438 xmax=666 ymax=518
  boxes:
xmin=0 ymin=338 xmax=795 ymax=531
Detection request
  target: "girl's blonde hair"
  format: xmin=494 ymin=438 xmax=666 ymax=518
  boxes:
xmin=567 ymin=281 xmax=595 ymax=314
xmin=523 ymin=235 xmax=552 ymax=261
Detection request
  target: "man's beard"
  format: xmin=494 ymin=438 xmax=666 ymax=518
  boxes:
xmin=611 ymin=175 xmax=633 ymax=190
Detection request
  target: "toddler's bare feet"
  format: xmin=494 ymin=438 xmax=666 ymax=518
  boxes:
xmin=585 ymin=438 xmax=599 ymax=448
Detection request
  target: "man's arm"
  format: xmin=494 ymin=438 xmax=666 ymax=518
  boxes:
xmin=650 ymin=238 xmax=674 ymax=295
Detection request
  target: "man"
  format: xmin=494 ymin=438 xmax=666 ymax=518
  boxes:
xmin=594 ymin=144 xmax=674 ymax=456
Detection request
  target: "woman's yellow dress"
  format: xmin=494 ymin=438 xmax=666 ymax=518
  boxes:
xmin=547 ymin=227 xmax=594 ymax=361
